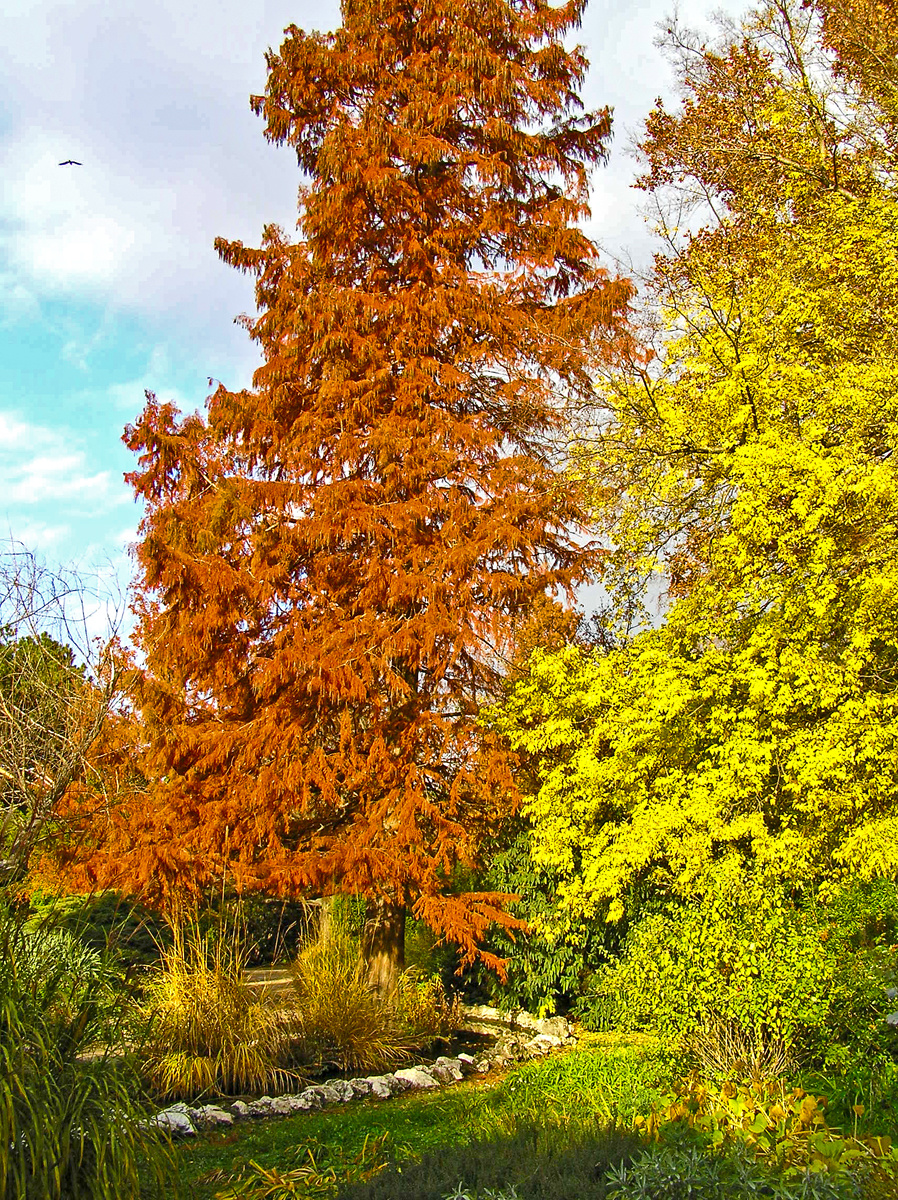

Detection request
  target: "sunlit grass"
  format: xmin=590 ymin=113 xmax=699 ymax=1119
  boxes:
xmin=176 ymin=1036 xmax=671 ymax=1200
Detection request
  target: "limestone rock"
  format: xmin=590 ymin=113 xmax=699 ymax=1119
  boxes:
xmin=190 ymin=1105 xmax=234 ymax=1127
xmin=393 ymin=1066 xmax=439 ymax=1090
xmin=431 ymin=1056 xmax=465 ymax=1082
xmin=151 ymin=1106 xmax=196 ymax=1136
xmin=366 ymin=1073 xmax=402 ymax=1098
xmin=348 ymin=1077 xmax=373 ymax=1097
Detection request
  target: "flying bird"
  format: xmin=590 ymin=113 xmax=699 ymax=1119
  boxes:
xmin=58 ymin=159 xmax=82 ymax=166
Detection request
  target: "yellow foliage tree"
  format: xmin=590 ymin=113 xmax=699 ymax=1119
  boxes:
xmin=495 ymin=0 xmax=898 ymax=921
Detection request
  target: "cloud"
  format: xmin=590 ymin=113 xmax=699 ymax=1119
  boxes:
xmin=0 ymin=410 xmax=118 ymax=508
xmin=0 ymin=517 xmax=70 ymax=551
xmin=0 ymin=0 xmax=325 ymax=348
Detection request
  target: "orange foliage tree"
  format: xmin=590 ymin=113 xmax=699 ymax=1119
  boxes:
xmin=108 ymin=0 xmax=629 ymax=985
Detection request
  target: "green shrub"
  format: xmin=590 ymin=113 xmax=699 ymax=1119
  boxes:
xmin=604 ymin=1143 xmax=861 ymax=1200
xmin=579 ymin=879 xmax=898 ymax=1062
xmin=0 ymin=906 xmax=176 ymax=1199
xmin=140 ymin=918 xmax=298 ymax=1099
xmin=27 ymin=888 xmax=169 ymax=969
xmin=642 ymin=1072 xmax=898 ymax=1182
xmin=477 ymin=830 xmax=618 ymax=1016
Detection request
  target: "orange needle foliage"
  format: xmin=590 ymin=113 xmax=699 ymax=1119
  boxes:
xmin=97 ymin=0 xmax=630 ymax=972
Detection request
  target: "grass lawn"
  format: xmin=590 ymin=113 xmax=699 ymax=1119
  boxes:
xmin=174 ymin=1034 xmax=672 ymax=1199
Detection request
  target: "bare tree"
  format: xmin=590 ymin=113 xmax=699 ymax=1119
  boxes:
xmin=0 ymin=541 xmax=127 ymax=882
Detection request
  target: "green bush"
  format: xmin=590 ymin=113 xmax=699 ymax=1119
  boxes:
xmin=0 ymin=906 xmax=176 ymax=1199
xmin=641 ymin=1072 xmax=898 ymax=1185
xmin=578 ymin=880 xmax=898 ymax=1063
xmin=605 ymin=1143 xmax=861 ymax=1200
xmin=476 ymin=830 xmax=620 ymax=1016
xmin=27 ymin=888 xmax=169 ymax=969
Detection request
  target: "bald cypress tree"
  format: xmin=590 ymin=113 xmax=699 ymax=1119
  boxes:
xmin=117 ymin=0 xmax=628 ymax=986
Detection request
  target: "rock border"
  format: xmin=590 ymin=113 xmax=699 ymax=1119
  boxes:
xmin=149 ymin=1012 xmax=577 ymax=1137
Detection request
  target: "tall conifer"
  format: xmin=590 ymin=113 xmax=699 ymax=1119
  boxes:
xmin=116 ymin=0 xmax=628 ymax=982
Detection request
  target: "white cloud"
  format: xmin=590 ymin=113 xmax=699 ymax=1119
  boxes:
xmin=0 ymin=0 xmax=735 ymax=340
xmin=0 ymin=410 xmax=119 ymax=508
xmin=0 ymin=0 xmax=324 ymax=348
xmin=1 ymin=516 xmax=70 ymax=551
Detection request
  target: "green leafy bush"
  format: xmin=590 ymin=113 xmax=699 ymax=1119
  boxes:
xmin=642 ymin=1072 xmax=898 ymax=1182
xmin=578 ymin=880 xmax=898 ymax=1063
xmin=803 ymin=1056 xmax=898 ymax=1142
xmin=0 ymin=907 xmax=176 ymax=1199
xmin=605 ymin=1144 xmax=861 ymax=1200
xmin=477 ymin=830 xmax=619 ymax=1016
xmin=27 ymin=888 xmax=169 ymax=969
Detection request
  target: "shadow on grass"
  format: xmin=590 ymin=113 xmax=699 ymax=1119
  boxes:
xmin=336 ymin=1119 xmax=642 ymax=1200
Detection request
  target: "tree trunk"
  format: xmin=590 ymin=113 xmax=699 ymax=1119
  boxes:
xmin=363 ymin=896 xmax=406 ymax=995
xmin=317 ymin=895 xmax=336 ymax=945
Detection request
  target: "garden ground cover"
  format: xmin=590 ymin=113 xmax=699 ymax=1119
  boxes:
xmin=174 ymin=1035 xmax=671 ymax=1198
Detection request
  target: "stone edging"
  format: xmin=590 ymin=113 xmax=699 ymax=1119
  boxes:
xmin=149 ymin=1012 xmax=577 ymax=1137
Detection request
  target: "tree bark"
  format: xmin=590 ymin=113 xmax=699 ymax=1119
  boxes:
xmin=363 ymin=896 xmax=406 ymax=995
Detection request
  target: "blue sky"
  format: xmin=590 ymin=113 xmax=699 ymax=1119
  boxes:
xmin=1 ymin=0 xmax=741 ymax=630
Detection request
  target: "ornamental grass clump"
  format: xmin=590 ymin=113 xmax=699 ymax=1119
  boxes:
xmin=290 ymin=925 xmax=416 ymax=1075
xmin=140 ymin=918 xmax=298 ymax=1100
xmin=395 ymin=965 xmax=462 ymax=1045
xmin=0 ymin=905 xmax=175 ymax=1200
xmin=684 ymin=1014 xmax=793 ymax=1086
